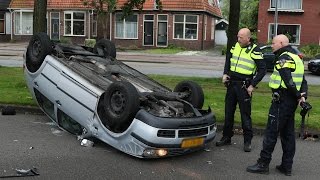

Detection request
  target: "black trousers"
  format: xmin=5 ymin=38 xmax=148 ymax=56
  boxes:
xmin=223 ymin=81 xmax=252 ymax=143
xmin=259 ymin=90 xmax=298 ymax=170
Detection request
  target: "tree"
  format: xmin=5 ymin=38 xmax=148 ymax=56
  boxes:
xmin=33 ymin=0 xmax=47 ymax=33
xmin=226 ymin=0 xmax=240 ymax=53
xmin=221 ymin=0 xmax=259 ymax=40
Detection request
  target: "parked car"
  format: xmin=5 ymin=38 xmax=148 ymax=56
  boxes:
xmin=308 ymin=57 xmax=320 ymax=75
xmin=23 ymin=33 xmax=217 ymax=158
xmin=260 ymin=45 xmax=303 ymax=71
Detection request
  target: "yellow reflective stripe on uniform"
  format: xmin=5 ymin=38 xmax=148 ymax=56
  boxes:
xmin=275 ymin=60 xmax=296 ymax=69
xmin=231 ymin=55 xmax=256 ymax=65
xmin=272 ymin=71 xmax=303 ymax=78
xmin=251 ymin=51 xmax=263 ymax=60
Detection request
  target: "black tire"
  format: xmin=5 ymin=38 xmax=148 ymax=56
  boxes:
xmin=174 ymin=81 xmax=204 ymax=109
xmin=103 ymin=81 xmax=140 ymax=132
xmin=94 ymin=39 xmax=116 ymax=58
xmin=26 ymin=32 xmax=53 ymax=73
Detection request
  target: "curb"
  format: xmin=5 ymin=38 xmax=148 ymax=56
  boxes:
xmin=1 ymin=104 xmax=318 ymax=140
xmin=0 ymin=104 xmax=44 ymax=115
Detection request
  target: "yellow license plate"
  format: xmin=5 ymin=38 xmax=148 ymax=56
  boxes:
xmin=181 ymin=137 xmax=204 ymax=148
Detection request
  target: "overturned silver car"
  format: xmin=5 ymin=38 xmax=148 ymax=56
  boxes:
xmin=23 ymin=32 xmax=217 ymax=158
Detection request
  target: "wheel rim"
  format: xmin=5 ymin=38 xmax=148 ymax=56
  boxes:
xmin=32 ymin=39 xmax=41 ymax=57
xmin=110 ymin=90 xmax=126 ymax=115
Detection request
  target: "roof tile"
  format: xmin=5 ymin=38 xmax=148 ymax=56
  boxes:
xmin=10 ymin=0 xmax=221 ymax=17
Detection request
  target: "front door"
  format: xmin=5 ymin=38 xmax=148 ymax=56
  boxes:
xmin=143 ymin=15 xmax=154 ymax=46
xmin=157 ymin=15 xmax=168 ymax=47
xmin=50 ymin=12 xmax=60 ymax=41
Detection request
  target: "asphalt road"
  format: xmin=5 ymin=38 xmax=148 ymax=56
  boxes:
xmin=0 ymin=113 xmax=319 ymax=179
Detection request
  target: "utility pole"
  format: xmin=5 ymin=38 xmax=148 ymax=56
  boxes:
xmin=274 ymin=0 xmax=278 ymax=37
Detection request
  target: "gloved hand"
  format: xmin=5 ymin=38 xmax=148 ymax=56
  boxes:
xmin=222 ymin=74 xmax=230 ymax=84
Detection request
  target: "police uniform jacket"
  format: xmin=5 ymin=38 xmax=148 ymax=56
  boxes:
xmin=270 ymin=45 xmax=308 ymax=99
xmin=223 ymin=42 xmax=266 ymax=87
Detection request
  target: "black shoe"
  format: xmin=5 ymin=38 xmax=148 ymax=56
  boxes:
xmin=216 ymin=137 xmax=231 ymax=147
xmin=244 ymin=142 xmax=251 ymax=152
xmin=276 ymin=165 xmax=292 ymax=176
xmin=247 ymin=161 xmax=269 ymax=174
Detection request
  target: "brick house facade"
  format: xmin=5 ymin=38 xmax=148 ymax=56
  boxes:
xmin=108 ymin=0 xmax=222 ymax=50
xmin=0 ymin=0 xmax=11 ymax=42
xmin=257 ymin=0 xmax=320 ymax=45
xmin=8 ymin=0 xmax=222 ymax=50
xmin=9 ymin=0 xmax=95 ymax=44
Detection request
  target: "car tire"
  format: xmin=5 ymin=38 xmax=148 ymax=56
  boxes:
xmin=94 ymin=39 xmax=116 ymax=59
xmin=103 ymin=81 xmax=139 ymax=132
xmin=26 ymin=32 xmax=53 ymax=73
xmin=174 ymin=81 xmax=204 ymax=109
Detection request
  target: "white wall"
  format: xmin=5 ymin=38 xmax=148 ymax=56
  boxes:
xmin=215 ymin=30 xmax=227 ymax=45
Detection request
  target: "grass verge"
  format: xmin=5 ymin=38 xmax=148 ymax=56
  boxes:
xmin=1 ymin=66 xmax=319 ymax=132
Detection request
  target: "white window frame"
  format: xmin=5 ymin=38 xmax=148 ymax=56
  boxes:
xmin=0 ymin=12 xmax=5 ymax=34
xmin=156 ymin=14 xmax=168 ymax=47
xmin=173 ymin=14 xmax=199 ymax=40
xmin=115 ymin=13 xmax=138 ymax=39
xmin=211 ymin=18 xmax=215 ymax=40
xmin=50 ymin=12 xmax=60 ymax=40
xmin=143 ymin=14 xmax=154 ymax=46
xmin=269 ymin=0 xmax=302 ymax=10
xmin=268 ymin=23 xmax=301 ymax=45
xmin=13 ymin=10 xmax=33 ymax=35
xmin=64 ymin=11 xmax=86 ymax=36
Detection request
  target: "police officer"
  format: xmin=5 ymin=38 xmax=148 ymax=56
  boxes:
xmin=216 ymin=28 xmax=266 ymax=152
xmin=247 ymin=34 xmax=308 ymax=176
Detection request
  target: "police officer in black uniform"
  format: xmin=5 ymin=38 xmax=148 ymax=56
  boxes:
xmin=216 ymin=28 xmax=266 ymax=152
xmin=247 ymin=34 xmax=308 ymax=176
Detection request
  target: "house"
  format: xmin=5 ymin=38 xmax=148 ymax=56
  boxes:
xmin=214 ymin=19 xmax=228 ymax=45
xmin=0 ymin=0 xmax=11 ymax=42
xmin=257 ymin=0 xmax=320 ymax=45
xmin=8 ymin=0 xmax=96 ymax=44
xmin=109 ymin=0 xmax=222 ymax=50
xmin=8 ymin=0 xmax=222 ymax=50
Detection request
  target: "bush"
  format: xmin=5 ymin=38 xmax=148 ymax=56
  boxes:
xmin=221 ymin=45 xmax=227 ymax=55
xmin=59 ymin=37 xmax=72 ymax=44
xmin=84 ymin=39 xmax=96 ymax=48
xmin=300 ymin=44 xmax=320 ymax=60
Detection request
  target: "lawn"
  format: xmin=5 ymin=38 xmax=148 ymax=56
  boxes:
xmin=1 ymin=66 xmax=319 ymax=132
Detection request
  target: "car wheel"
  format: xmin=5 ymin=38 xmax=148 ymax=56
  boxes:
xmin=103 ymin=81 xmax=139 ymax=132
xmin=26 ymin=32 xmax=53 ymax=73
xmin=174 ymin=81 xmax=204 ymax=109
xmin=94 ymin=39 xmax=116 ymax=59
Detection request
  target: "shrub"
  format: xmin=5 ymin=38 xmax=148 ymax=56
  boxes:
xmin=300 ymin=44 xmax=320 ymax=60
xmin=84 ymin=39 xmax=96 ymax=48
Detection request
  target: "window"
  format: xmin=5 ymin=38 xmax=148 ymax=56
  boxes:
xmin=57 ymin=110 xmax=83 ymax=135
xmin=174 ymin=15 xmax=198 ymax=40
xmin=92 ymin=13 xmax=97 ymax=37
xmin=268 ymin=24 xmax=301 ymax=44
xmin=0 ymin=13 xmax=4 ymax=34
xmin=115 ymin=13 xmax=138 ymax=39
xmin=14 ymin=11 xmax=33 ymax=35
xmin=270 ymin=0 xmax=302 ymax=9
xmin=64 ymin=11 xmax=85 ymax=36
xmin=34 ymin=89 xmax=55 ymax=121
